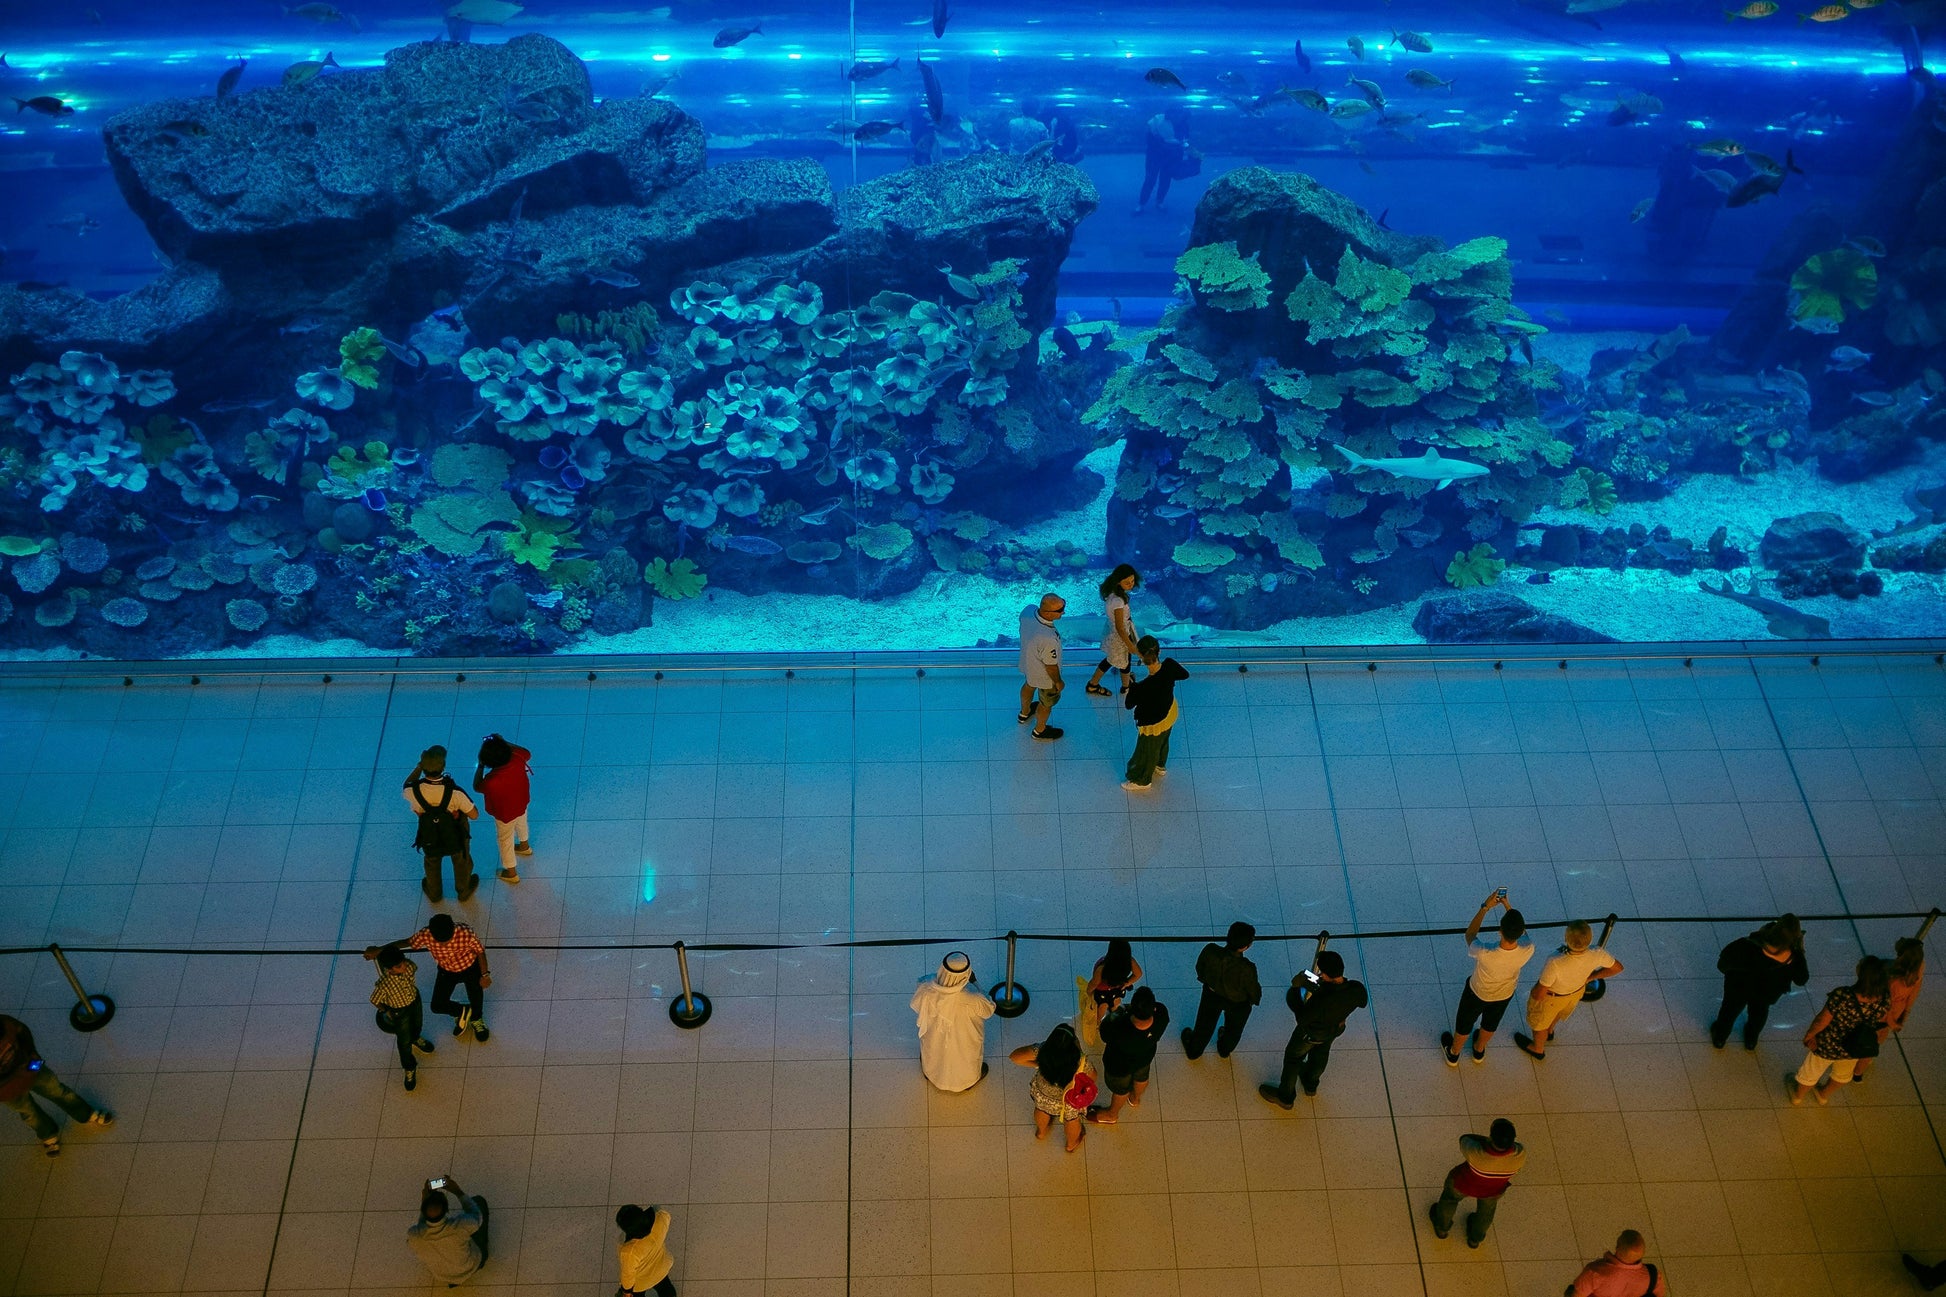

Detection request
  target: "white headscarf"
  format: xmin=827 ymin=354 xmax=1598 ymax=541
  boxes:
xmin=935 ymin=951 xmax=972 ymax=989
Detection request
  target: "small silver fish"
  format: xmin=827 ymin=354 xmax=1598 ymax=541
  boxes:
xmin=938 ymin=265 xmax=980 ymax=299
xmin=586 ymin=269 xmax=642 ymax=289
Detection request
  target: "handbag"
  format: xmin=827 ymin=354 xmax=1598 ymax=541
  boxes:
xmin=1062 ymin=1069 xmax=1098 ymax=1110
xmin=375 ymin=1006 xmax=403 ymax=1033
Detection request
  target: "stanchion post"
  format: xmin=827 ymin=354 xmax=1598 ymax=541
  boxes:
xmin=1312 ymin=930 xmax=1330 ymax=970
xmin=666 ymin=940 xmax=713 ymax=1029
xmin=48 ymin=943 xmax=116 ymax=1033
xmin=1581 ymin=913 xmax=1621 ymax=1003
xmin=1918 ymin=908 xmax=1940 ymax=941
xmin=990 ymin=930 xmax=1030 ymax=1018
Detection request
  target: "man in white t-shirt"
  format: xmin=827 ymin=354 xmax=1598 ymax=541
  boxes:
xmin=1514 ymin=919 xmax=1622 ymax=1061
xmin=1442 ymin=890 xmax=1534 ymax=1066
xmin=1016 ymin=593 xmax=1067 ymax=741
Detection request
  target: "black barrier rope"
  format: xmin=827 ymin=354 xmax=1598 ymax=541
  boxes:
xmin=3 ymin=908 xmax=1936 ymax=960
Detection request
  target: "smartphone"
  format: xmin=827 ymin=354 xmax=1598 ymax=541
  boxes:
xmin=1494 ymin=887 xmax=1508 ymax=899
xmin=428 ymin=1177 xmax=451 ymax=1193
xmin=1300 ymin=969 xmax=1321 ymax=985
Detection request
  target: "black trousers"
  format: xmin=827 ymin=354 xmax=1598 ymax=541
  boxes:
xmin=431 ymin=964 xmax=485 ymax=1025
xmin=1182 ymin=988 xmax=1252 ymax=1058
xmin=385 ymin=997 xmax=424 ymax=1070
xmin=1713 ymin=984 xmax=1776 ymax=1045
xmin=1274 ymin=1032 xmax=1334 ymax=1101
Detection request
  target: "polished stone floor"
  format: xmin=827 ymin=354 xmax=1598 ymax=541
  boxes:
xmin=0 ymin=652 xmax=1942 ymax=1296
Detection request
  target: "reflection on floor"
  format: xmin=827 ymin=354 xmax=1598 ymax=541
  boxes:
xmin=0 ymin=653 xmax=1942 ymax=1297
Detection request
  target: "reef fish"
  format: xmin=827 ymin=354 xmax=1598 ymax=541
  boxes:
xmin=1282 ymin=86 xmax=1330 ymax=112
xmin=1700 ymin=580 xmax=1829 ymax=639
xmin=447 ymin=0 xmax=522 ymax=22
xmin=1144 ymin=67 xmax=1186 ymax=90
xmin=714 ymin=23 xmax=762 ymax=47
xmin=1724 ymin=1 xmax=1778 ymax=16
xmin=12 ymin=96 xmax=73 ymax=116
xmin=832 ymin=118 xmax=905 ymax=140
xmin=1405 ymin=69 xmax=1453 ymax=91
xmin=846 ymin=56 xmax=900 ymax=81
xmin=1743 ymin=149 xmax=1803 ymax=178
xmin=1725 ymin=156 xmax=1793 ymax=206
xmin=1390 ymin=28 xmax=1432 ymax=52
xmin=1694 ymin=138 xmax=1743 ymax=157
xmin=1347 ymin=74 xmax=1386 ymax=108
xmin=720 ymin=534 xmax=783 ymax=555
xmin=917 ymin=56 xmax=944 ymax=124
xmin=1608 ymin=90 xmax=1662 ymax=125
xmin=216 ymin=58 xmax=247 ymax=99
xmin=282 ymin=52 xmax=339 ymax=84
xmin=1293 ymin=39 xmax=1310 ymax=73
xmin=1692 ymin=166 xmax=1737 ymax=193
xmin=1799 ymin=4 xmax=1848 ymax=20
xmin=1826 ymin=345 xmax=1872 ymax=371
xmin=1845 ymin=234 xmax=1886 ymax=257
xmin=585 ymin=269 xmax=641 ymax=289
xmin=1334 ymin=445 xmax=1488 ymax=489
xmin=47 ymin=213 xmax=99 ymax=234
xmin=1347 ymin=36 xmax=1365 ymax=60
xmin=1329 ymin=100 xmax=1372 ymax=119
xmin=939 ymin=264 xmax=980 ymax=298
xmin=283 ymin=3 xmax=359 ymax=30
xmin=932 ymin=0 xmax=950 ymax=37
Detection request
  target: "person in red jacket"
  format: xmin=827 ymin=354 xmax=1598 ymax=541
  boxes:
xmin=1 ymin=1014 xmax=114 ymax=1156
xmin=473 ymin=733 xmax=534 ymax=883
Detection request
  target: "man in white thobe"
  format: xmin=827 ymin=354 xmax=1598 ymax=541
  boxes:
xmin=911 ymin=951 xmax=994 ymax=1091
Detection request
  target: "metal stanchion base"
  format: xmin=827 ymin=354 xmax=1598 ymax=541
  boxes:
xmin=1581 ymin=979 xmax=1606 ymax=1004
xmin=668 ymin=992 xmax=713 ymax=1029
xmin=991 ymin=985 xmax=1030 ymax=1019
xmin=69 ymin=995 xmax=115 ymax=1032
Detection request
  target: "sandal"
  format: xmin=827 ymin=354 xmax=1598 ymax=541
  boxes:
xmin=1085 ymin=1108 xmax=1117 ymax=1125
xmin=1065 ymin=1128 xmax=1087 ymax=1152
xmin=1085 ymin=683 xmax=1112 ymax=697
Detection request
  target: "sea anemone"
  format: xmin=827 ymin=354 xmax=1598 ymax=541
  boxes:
xmin=844 ymin=448 xmax=900 ymax=492
xmin=226 ymin=598 xmax=269 ymax=632
xmin=713 ymin=477 xmax=765 ymax=517
xmin=834 ymin=368 xmax=884 ymax=408
xmin=686 ymin=327 xmax=735 ymax=369
xmin=773 ymin=280 xmax=823 ymax=325
xmin=459 ymin=346 xmax=520 ymax=383
xmin=119 ymin=369 xmax=176 ymax=407
xmin=875 ymin=352 xmax=931 ymax=393
xmin=556 ymin=357 xmax=612 ymax=406
xmin=99 ymin=596 xmax=147 ymax=627
xmin=59 ymin=350 xmax=120 ymax=395
xmin=910 ymin=460 xmax=956 ymax=504
xmin=661 ymin=487 xmax=718 ymax=528
xmin=803 ymin=314 xmax=853 ymax=358
xmin=568 ymin=437 xmax=611 ymax=481
xmin=519 ymin=338 xmax=580 ymax=376
xmin=296 ymin=368 xmax=357 ymax=411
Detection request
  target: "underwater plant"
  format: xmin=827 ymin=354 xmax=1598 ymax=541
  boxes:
xmin=645 ymin=556 xmax=707 ymax=599
xmin=338 ymin=327 xmax=386 ymax=390
xmin=1445 ymin=542 xmax=1506 ymax=589
xmin=1789 ymin=248 xmax=1877 ymax=329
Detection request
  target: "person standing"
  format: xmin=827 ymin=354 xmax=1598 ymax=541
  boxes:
xmin=1133 ymin=104 xmax=1192 ymax=213
xmin=1515 ymin=920 xmax=1624 ymax=1060
xmin=1009 ymin=1022 xmax=1096 ymax=1152
xmin=404 ymin=746 xmax=480 ymax=903
xmin=1122 ymin=635 xmax=1188 ymax=790
xmin=1017 ymin=593 xmax=1067 ymax=741
xmin=1084 ymin=939 xmax=1143 ymax=1026
xmin=1084 ymin=565 xmax=1141 ymax=698
xmin=1089 ymin=987 xmax=1170 ymax=1124
xmin=1442 ymin=891 xmax=1533 ymax=1066
xmin=408 ymin=1177 xmax=489 ymax=1286
xmin=0 ymin=1013 xmax=113 ymax=1157
xmin=472 ymin=733 xmax=533 ymax=884
xmin=368 ymin=914 xmax=493 ymax=1042
xmin=1710 ymin=915 xmax=1809 ymax=1050
xmin=1258 ymin=949 xmax=1368 ymax=1107
xmin=1181 ymin=920 xmax=1262 ymax=1060
xmin=1856 ymin=937 xmax=1925 ymax=1081
xmin=1429 ymin=1117 xmax=1525 ymax=1249
xmin=366 ymin=944 xmax=435 ymax=1091
xmin=616 ymin=1204 xmax=678 ymax=1296
xmin=1790 ymin=954 xmax=1891 ymax=1106
xmin=1567 ymin=1230 xmax=1667 ymax=1296
xmin=910 ymin=951 xmax=995 ymax=1092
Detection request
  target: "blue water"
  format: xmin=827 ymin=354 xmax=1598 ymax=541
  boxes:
xmin=0 ymin=1 xmax=1940 ymax=655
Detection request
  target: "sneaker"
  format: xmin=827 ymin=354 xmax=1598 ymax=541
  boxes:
xmin=455 ymin=875 xmax=479 ymax=903
xmin=1709 ymin=1024 xmax=1729 ymax=1049
xmin=1257 ymin=1084 xmax=1294 ymax=1111
xmin=1440 ymin=1031 xmax=1460 ymax=1067
xmin=1301 ymin=1080 xmax=1319 ymax=1098
xmin=454 ymin=1006 xmax=472 ymax=1037
xmin=1031 ymin=727 xmax=1064 ymax=741
xmin=1466 ymin=1235 xmax=1482 ymax=1250
xmin=472 ymin=1021 xmax=491 ymax=1042
xmin=1471 ymin=1049 xmax=1487 ymax=1064
xmin=497 ymin=868 xmax=521 ymax=883
xmin=42 ymin=1138 xmax=60 ymax=1158
xmin=414 ymin=1037 xmax=434 ymax=1054
xmin=85 ymin=1110 xmax=114 ymax=1128
xmin=404 ymin=1069 xmax=417 ymax=1091
xmin=514 ymin=842 xmax=533 ymax=856
xmin=1180 ymin=1028 xmax=1203 ymax=1061
xmin=1121 ymin=780 xmax=1150 ymax=791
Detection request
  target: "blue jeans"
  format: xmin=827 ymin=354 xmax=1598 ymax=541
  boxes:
xmin=4 ymin=1067 xmax=98 ymax=1141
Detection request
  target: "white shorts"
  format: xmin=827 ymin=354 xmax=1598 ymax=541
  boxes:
xmin=1795 ymin=1052 xmax=1857 ymax=1087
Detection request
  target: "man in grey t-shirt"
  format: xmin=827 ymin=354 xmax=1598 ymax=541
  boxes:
xmin=1017 ymin=592 xmax=1067 ymax=740
xmin=408 ymin=1178 xmax=489 ymax=1285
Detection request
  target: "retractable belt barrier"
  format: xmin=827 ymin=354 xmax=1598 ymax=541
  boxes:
xmin=6 ymin=908 xmax=1936 ymax=1035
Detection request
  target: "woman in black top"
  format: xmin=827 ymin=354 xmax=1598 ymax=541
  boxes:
xmin=1122 ymin=636 xmax=1188 ymax=790
xmin=1711 ymin=915 xmax=1808 ymax=1050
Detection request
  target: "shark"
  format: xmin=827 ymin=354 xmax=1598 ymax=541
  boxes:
xmin=1333 ymin=445 xmax=1490 ymax=490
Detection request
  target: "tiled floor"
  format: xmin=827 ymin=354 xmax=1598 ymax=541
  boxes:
xmin=0 ymin=651 xmax=1942 ymax=1297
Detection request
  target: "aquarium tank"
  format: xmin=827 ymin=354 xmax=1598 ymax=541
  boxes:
xmin=0 ymin=0 xmax=1941 ymax=658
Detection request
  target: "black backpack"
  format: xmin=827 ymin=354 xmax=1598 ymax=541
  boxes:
xmin=410 ymin=779 xmax=469 ymax=856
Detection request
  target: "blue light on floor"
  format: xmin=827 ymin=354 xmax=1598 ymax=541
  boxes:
xmin=641 ymin=862 xmax=657 ymax=905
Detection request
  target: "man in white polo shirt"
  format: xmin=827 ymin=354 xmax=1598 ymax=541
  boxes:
xmin=1515 ymin=919 xmax=1622 ymax=1060
xmin=1441 ymin=890 xmax=1534 ymax=1066
xmin=1016 ymin=592 xmax=1067 ymax=741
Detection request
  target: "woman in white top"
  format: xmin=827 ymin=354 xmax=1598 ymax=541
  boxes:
xmin=1085 ymin=564 xmax=1142 ymax=698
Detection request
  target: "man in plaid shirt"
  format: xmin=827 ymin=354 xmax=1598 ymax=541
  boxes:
xmin=362 ymin=944 xmax=436 ymax=1090
xmin=367 ymin=914 xmax=493 ymax=1042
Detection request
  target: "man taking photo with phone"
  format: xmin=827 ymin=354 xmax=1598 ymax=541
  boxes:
xmin=408 ymin=1175 xmax=489 ymax=1286
xmin=1258 ymin=949 xmax=1368 ymax=1107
